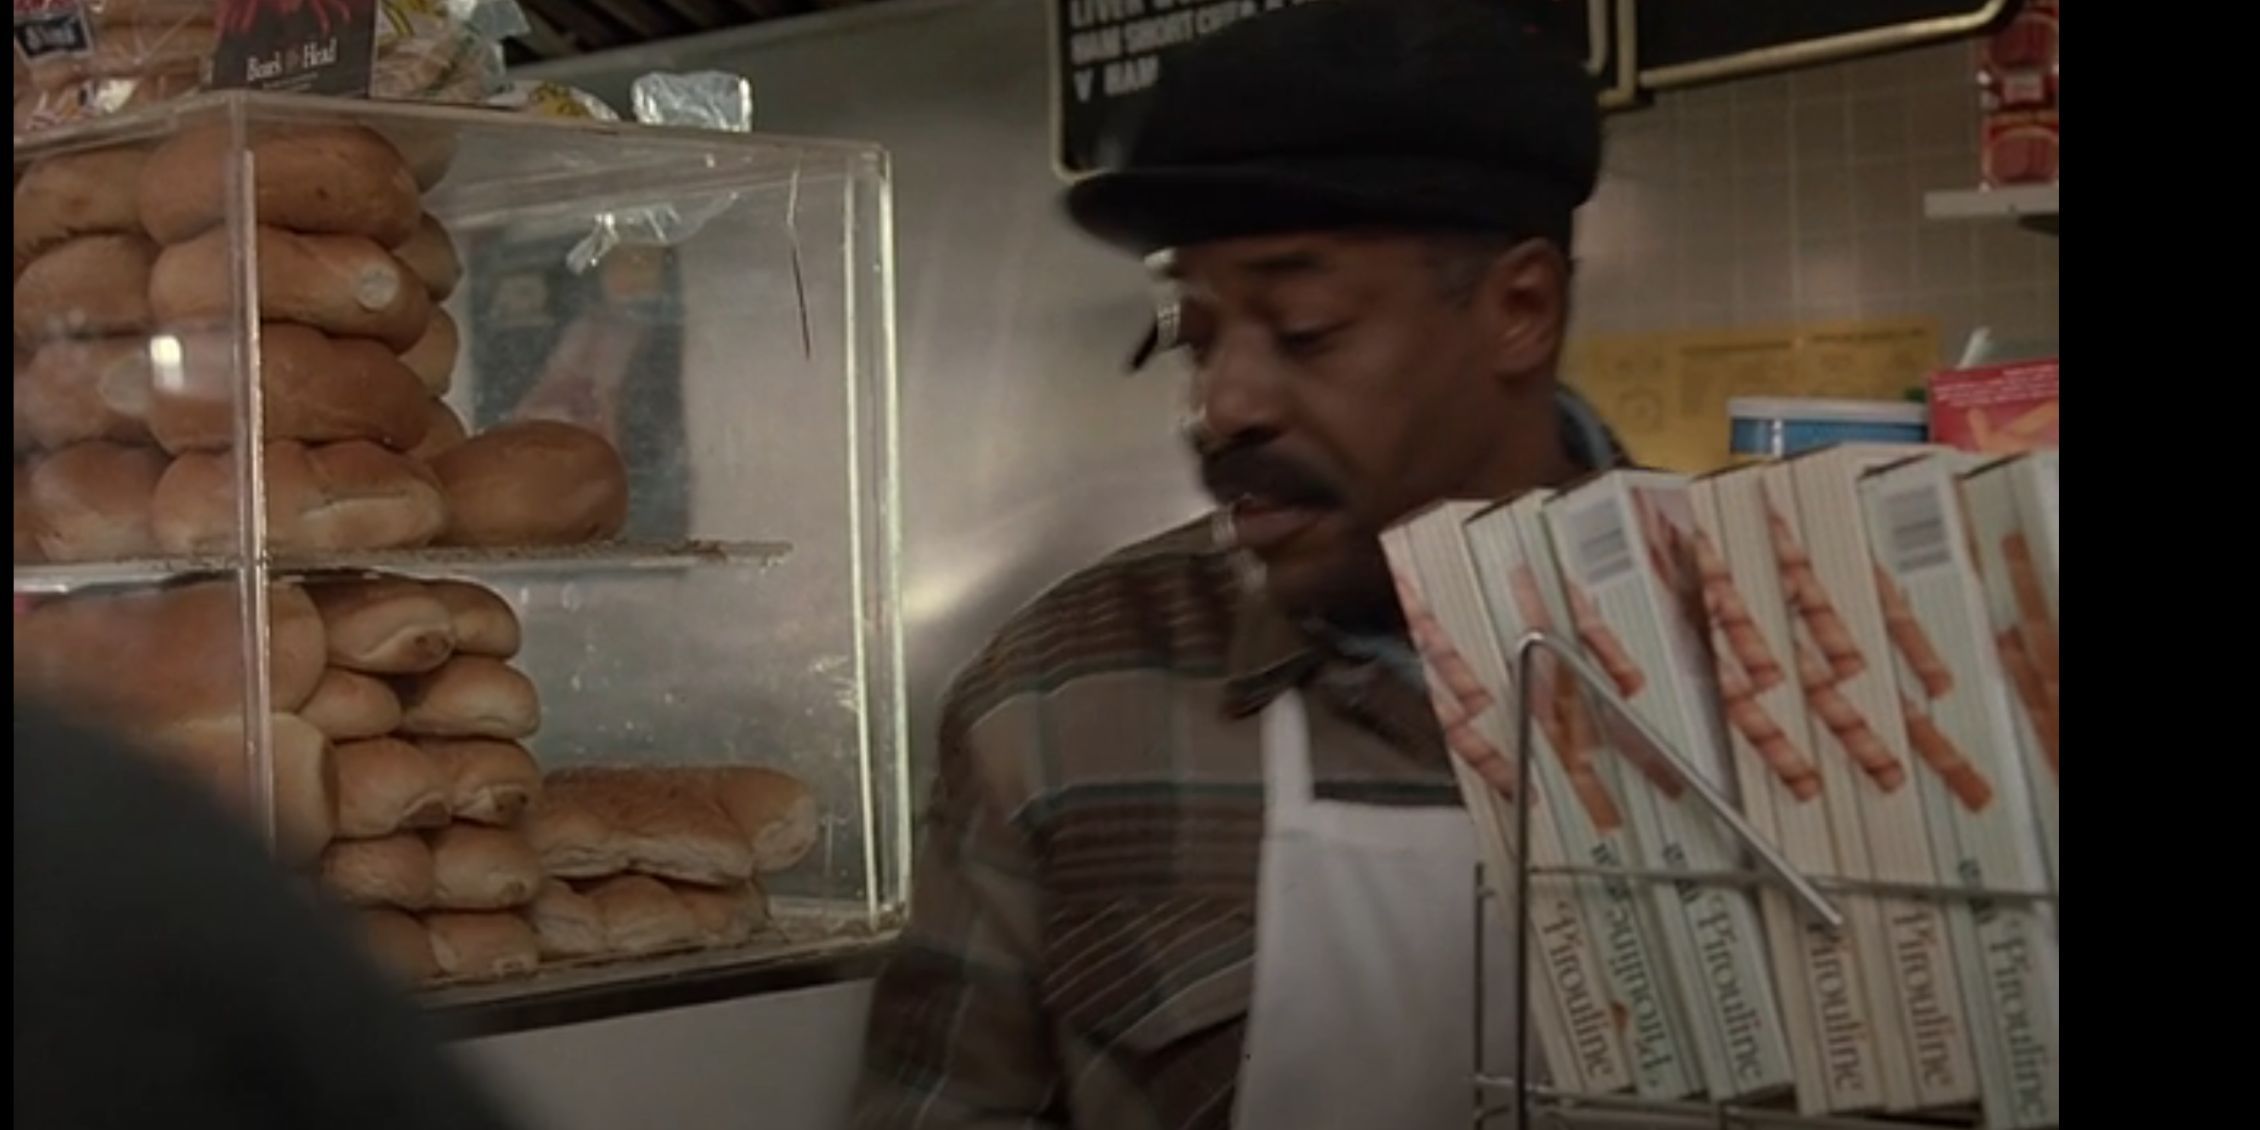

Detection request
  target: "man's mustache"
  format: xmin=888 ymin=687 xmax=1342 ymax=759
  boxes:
xmin=1199 ymin=442 xmax=1344 ymax=509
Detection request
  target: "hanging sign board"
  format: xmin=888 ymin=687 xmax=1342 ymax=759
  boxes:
xmin=1049 ymin=0 xmax=1620 ymax=179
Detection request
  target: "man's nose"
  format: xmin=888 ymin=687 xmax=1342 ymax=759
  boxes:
xmin=1193 ymin=333 xmax=1288 ymax=448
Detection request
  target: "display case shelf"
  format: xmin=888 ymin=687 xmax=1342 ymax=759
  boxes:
xmin=15 ymin=91 xmax=907 ymax=1024
xmin=425 ymin=901 xmax=904 ymax=1036
xmin=13 ymin=541 xmax=796 ymax=595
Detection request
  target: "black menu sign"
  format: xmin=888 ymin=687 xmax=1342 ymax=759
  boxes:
xmin=1051 ymin=0 xmax=1607 ymax=178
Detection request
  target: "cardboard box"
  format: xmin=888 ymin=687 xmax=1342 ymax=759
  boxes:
xmin=1690 ymin=469 xmax=1896 ymax=1114
xmin=1860 ymin=456 xmax=2061 ymax=1128
xmin=1464 ymin=492 xmax=1705 ymax=1099
xmin=1957 ymin=457 xmax=2059 ymax=884
xmin=1786 ymin=445 xmax=1982 ymax=1111
xmin=1928 ymin=361 xmax=2058 ymax=456
xmin=1545 ymin=470 xmax=1795 ymax=1101
xmin=1382 ymin=503 xmax=1637 ymax=1098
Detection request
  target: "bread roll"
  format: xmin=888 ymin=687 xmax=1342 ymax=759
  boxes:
xmin=13 ymin=147 xmax=148 ymax=276
xmin=27 ymin=441 xmax=165 ymax=561
xmin=358 ymin=908 xmax=439 ymax=984
xmin=392 ymin=215 xmax=461 ymax=301
xmin=422 ymin=739 xmax=541 ymax=826
xmin=675 ymin=880 xmax=771 ymax=947
xmin=14 ymin=233 xmax=156 ymax=340
xmin=149 ymin=712 xmax=336 ymax=866
xmin=432 ymin=421 xmax=628 ymax=547
xmin=427 ymin=823 xmax=544 ymax=911
xmin=397 ymin=308 xmax=458 ymax=396
xmin=321 ymin=833 xmax=436 ymax=909
xmin=426 ymin=579 xmax=521 ymax=658
xmin=12 ymin=350 xmax=33 ymax=455
xmin=152 ymin=440 xmax=448 ymax=556
xmin=299 ymin=667 xmax=403 ymax=741
xmin=396 ymin=656 xmax=540 ymax=740
xmin=586 ymin=875 xmax=698 ymax=956
xmin=18 ymin=337 xmax=155 ymax=449
xmin=15 ymin=463 xmax=43 ymax=562
xmin=424 ymin=912 xmax=540 ymax=980
xmin=151 ymin=226 xmax=433 ymax=350
xmin=13 ymin=580 xmax=327 ymax=723
xmin=700 ymin=767 xmax=820 ymax=874
xmin=139 ymin=125 xmax=421 ymax=247
xmin=543 ymin=769 xmax=756 ymax=887
xmin=308 ymin=578 xmax=456 ymax=674
xmin=524 ymin=791 xmax=623 ymax=880
xmin=376 ymin=125 xmax=458 ymax=193
xmin=406 ymin=399 xmax=468 ymax=462
xmin=529 ymin=881 xmax=607 ymax=960
xmin=333 ymin=737 xmax=451 ymax=839
xmin=146 ymin=324 xmax=431 ymax=454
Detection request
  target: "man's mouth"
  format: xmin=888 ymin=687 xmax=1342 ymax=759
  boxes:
xmin=1227 ymin=494 xmax=1330 ymax=553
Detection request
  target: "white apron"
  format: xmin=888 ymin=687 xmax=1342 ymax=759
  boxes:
xmin=1230 ymin=690 xmax=1520 ymax=1130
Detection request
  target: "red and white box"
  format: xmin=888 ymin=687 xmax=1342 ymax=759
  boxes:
xmin=1928 ymin=360 xmax=2059 ymax=456
xmin=1860 ymin=455 xmax=2061 ymax=1129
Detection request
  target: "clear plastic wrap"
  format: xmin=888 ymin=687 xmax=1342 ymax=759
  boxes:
xmin=12 ymin=0 xmax=526 ymax=138
xmin=374 ymin=0 xmax=526 ymax=104
xmin=565 ymin=72 xmax=757 ymax=274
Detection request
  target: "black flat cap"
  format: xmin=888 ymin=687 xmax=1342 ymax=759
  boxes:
xmin=1067 ymin=0 xmax=1602 ymax=256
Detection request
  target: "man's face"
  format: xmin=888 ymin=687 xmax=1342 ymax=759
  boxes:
xmin=1159 ymin=230 xmax=1551 ymax=624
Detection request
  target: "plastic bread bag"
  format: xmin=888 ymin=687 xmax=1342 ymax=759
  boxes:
xmin=12 ymin=0 xmax=527 ymax=139
xmin=484 ymin=77 xmax=619 ymax=121
xmin=564 ymin=71 xmax=758 ymax=275
xmin=374 ymin=0 xmax=527 ymax=105
xmin=13 ymin=1 xmax=214 ymax=137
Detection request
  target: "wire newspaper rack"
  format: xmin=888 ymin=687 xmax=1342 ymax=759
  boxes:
xmin=1471 ymin=631 xmax=2058 ymax=1130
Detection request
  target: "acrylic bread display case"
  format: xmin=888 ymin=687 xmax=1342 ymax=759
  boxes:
xmin=12 ymin=91 xmax=908 ymax=1022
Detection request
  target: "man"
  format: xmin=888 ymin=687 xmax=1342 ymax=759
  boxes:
xmin=855 ymin=2 xmax=1620 ymax=1127
xmin=14 ymin=700 xmax=521 ymax=1130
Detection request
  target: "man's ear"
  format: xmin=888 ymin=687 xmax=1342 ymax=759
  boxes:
xmin=1471 ymin=238 xmax=1569 ymax=386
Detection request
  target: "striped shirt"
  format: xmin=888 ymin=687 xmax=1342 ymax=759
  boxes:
xmin=853 ymin=393 xmax=1623 ymax=1130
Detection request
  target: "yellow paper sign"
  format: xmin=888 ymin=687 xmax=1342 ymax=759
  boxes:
xmin=1566 ymin=318 xmax=1939 ymax=472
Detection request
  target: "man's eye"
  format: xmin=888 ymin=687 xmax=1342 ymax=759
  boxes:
xmin=1276 ymin=324 xmax=1344 ymax=357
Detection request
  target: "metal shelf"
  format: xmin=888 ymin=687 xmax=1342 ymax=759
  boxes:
xmin=1477 ymin=632 xmax=2059 ymax=1130
xmin=1924 ymin=185 xmax=2058 ymax=235
xmin=423 ymin=900 xmax=899 ymax=1038
xmin=12 ymin=539 xmax=794 ymax=595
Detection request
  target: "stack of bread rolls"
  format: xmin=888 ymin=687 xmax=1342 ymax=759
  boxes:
xmin=14 ymin=145 xmax=168 ymax=563
xmin=300 ymin=573 xmax=554 ymax=984
xmin=15 ymin=124 xmax=632 ymax=565
xmin=136 ymin=123 xmax=462 ymax=557
xmin=13 ymin=578 xmax=338 ymax=864
xmin=522 ymin=767 xmax=818 ymax=963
